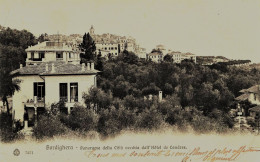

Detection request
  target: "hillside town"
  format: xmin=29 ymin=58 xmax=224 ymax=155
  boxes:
xmin=0 ymin=25 xmax=260 ymax=142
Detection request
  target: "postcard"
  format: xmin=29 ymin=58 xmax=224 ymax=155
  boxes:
xmin=1 ymin=0 xmax=260 ymax=162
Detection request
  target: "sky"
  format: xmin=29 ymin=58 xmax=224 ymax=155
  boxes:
xmin=0 ymin=0 xmax=260 ymax=62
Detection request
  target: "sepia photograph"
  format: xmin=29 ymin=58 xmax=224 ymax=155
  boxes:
xmin=0 ymin=0 xmax=260 ymax=161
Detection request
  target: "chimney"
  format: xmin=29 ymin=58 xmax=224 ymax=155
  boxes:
xmin=51 ymin=63 xmax=55 ymax=73
xmin=81 ymin=63 xmax=85 ymax=71
xmin=20 ymin=64 xmax=23 ymax=69
xmin=45 ymin=63 xmax=48 ymax=72
xmin=149 ymin=94 xmax=153 ymax=100
xmin=87 ymin=63 xmax=90 ymax=70
xmin=159 ymin=91 xmax=163 ymax=102
xmin=91 ymin=62 xmax=94 ymax=70
xmin=24 ymin=121 xmax=28 ymax=129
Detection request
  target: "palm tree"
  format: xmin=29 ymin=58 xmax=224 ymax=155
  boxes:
xmin=0 ymin=69 xmax=20 ymax=116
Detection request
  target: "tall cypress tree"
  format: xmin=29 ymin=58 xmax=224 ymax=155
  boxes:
xmin=78 ymin=32 xmax=96 ymax=63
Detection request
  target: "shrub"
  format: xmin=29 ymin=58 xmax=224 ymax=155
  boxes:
xmin=97 ymin=107 xmax=121 ymax=136
xmin=97 ymin=106 xmax=137 ymax=136
xmin=32 ymin=114 xmax=68 ymax=140
xmin=0 ymin=113 xmax=24 ymax=142
xmin=61 ymin=105 xmax=98 ymax=132
xmin=135 ymin=106 xmax=164 ymax=130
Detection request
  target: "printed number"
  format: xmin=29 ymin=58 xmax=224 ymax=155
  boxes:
xmin=25 ymin=151 xmax=34 ymax=155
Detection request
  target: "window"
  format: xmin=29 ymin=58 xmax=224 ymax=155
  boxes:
xmin=115 ymin=47 xmax=117 ymax=50
xmin=31 ymin=52 xmax=34 ymax=59
xmin=70 ymin=83 xmax=78 ymax=102
xmin=105 ymin=47 xmax=107 ymax=50
xmin=69 ymin=53 xmax=71 ymax=58
xmin=56 ymin=52 xmax=63 ymax=58
xmin=33 ymin=82 xmax=45 ymax=101
xmin=59 ymin=83 xmax=68 ymax=102
xmin=111 ymin=47 xmax=114 ymax=50
xmin=39 ymin=52 xmax=45 ymax=58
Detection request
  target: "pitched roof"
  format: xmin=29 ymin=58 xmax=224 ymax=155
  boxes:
xmin=11 ymin=62 xmax=100 ymax=76
xmin=235 ymin=93 xmax=251 ymax=101
xmin=249 ymin=105 xmax=260 ymax=112
xmin=239 ymin=85 xmax=260 ymax=94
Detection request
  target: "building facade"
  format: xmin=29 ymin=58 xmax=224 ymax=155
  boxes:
xmin=11 ymin=42 xmax=99 ymax=129
xmin=168 ymin=51 xmax=196 ymax=63
xmin=89 ymin=26 xmax=146 ymax=58
xmin=235 ymin=85 xmax=260 ymax=118
xmin=147 ymin=52 xmax=163 ymax=63
xmin=25 ymin=41 xmax=80 ymax=65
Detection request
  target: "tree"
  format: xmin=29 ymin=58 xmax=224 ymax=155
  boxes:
xmin=0 ymin=27 xmax=37 ymax=49
xmin=163 ymin=54 xmax=173 ymax=62
xmin=0 ymin=70 xmax=20 ymax=115
xmin=78 ymin=32 xmax=96 ymax=63
xmin=37 ymin=33 xmax=49 ymax=43
xmin=0 ymin=27 xmax=36 ymax=115
xmin=118 ymin=50 xmax=139 ymax=64
xmin=95 ymin=53 xmax=103 ymax=71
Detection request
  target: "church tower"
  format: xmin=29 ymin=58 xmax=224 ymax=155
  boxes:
xmin=90 ymin=25 xmax=95 ymax=35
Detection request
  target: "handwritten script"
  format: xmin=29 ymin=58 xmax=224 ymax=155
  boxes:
xmin=83 ymin=145 xmax=260 ymax=162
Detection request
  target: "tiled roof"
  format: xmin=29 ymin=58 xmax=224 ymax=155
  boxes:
xmin=11 ymin=62 xmax=99 ymax=76
xmin=249 ymin=105 xmax=260 ymax=112
xmin=239 ymin=85 xmax=260 ymax=94
xmin=235 ymin=93 xmax=250 ymax=101
xmin=26 ymin=41 xmax=73 ymax=52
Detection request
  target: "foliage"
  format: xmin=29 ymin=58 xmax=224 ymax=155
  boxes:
xmin=61 ymin=105 xmax=98 ymax=131
xmin=37 ymin=33 xmax=49 ymax=43
xmin=163 ymin=54 xmax=173 ymax=62
xmin=83 ymin=86 xmax=113 ymax=111
xmin=135 ymin=106 xmax=164 ymax=130
xmin=78 ymin=32 xmax=96 ymax=62
xmin=0 ymin=113 xmax=24 ymax=142
xmin=0 ymin=27 xmax=36 ymax=115
xmin=32 ymin=114 xmax=68 ymax=140
xmin=97 ymin=106 xmax=137 ymax=136
xmin=117 ymin=50 xmax=139 ymax=64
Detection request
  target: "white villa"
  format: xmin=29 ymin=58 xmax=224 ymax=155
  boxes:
xmin=147 ymin=52 xmax=163 ymax=63
xmin=11 ymin=41 xmax=99 ymax=128
xmin=235 ymin=85 xmax=260 ymax=118
xmin=25 ymin=41 xmax=80 ymax=65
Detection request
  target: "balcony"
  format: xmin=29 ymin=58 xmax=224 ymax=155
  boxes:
xmin=56 ymin=58 xmax=64 ymax=61
xmin=24 ymin=97 xmax=44 ymax=107
xmin=60 ymin=96 xmax=68 ymax=102
xmin=70 ymin=96 xmax=78 ymax=103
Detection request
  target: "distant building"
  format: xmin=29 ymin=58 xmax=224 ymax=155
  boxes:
xmin=95 ymin=42 xmax=119 ymax=58
xmin=236 ymin=85 xmax=260 ymax=106
xmin=25 ymin=41 xmax=80 ymax=65
xmin=235 ymin=85 xmax=260 ymax=118
xmin=147 ymin=52 xmax=163 ymax=63
xmin=89 ymin=26 xmax=146 ymax=58
xmin=168 ymin=51 xmax=196 ymax=63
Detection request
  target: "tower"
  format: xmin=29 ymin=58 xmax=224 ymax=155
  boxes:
xmin=90 ymin=25 xmax=95 ymax=35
